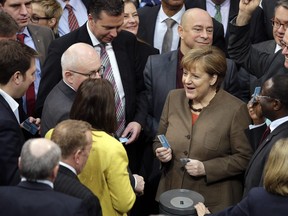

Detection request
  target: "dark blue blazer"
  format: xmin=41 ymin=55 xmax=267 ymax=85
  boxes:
xmin=54 ymin=165 xmax=102 ymax=216
xmin=0 ymin=95 xmax=24 ymax=186
xmin=243 ymin=121 xmax=288 ymax=197
xmin=209 ymin=187 xmax=288 ymax=216
xmin=0 ymin=181 xmax=88 ymax=216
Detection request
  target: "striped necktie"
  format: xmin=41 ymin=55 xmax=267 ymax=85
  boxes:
xmin=99 ymin=43 xmax=126 ymax=137
xmin=65 ymin=4 xmax=79 ymax=31
xmin=214 ymin=4 xmax=222 ymax=23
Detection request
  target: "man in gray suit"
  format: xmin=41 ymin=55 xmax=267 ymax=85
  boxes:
xmin=40 ymin=42 xmax=102 ymax=136
xmin=144 ymin=8 xmax=240 ymax=137
xmin=0 ymin=0 xmax=54 ymax=117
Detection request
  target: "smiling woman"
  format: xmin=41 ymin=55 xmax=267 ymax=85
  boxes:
xmin=153 ymin=46 xmax=253 ymax=213
xmin=121 ymin=0 xmax=139 ymax=35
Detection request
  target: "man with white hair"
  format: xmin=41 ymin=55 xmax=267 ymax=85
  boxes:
xmin=40 ymin=42 xmax=103 ymax=136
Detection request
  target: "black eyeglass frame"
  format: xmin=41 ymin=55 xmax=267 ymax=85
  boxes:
xmin=30 ymin=14 xmax=53 ymax=23
xmin=68 ymin=65 xmax=105 ymax=78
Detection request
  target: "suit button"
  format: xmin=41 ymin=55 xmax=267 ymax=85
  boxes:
xmin=183 ymin=151 xmax=188 ymax=156
xmin=186 ymin=135 xmax=190 ymax=139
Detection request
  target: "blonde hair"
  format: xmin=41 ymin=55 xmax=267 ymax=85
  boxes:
xmin=181 ymin=46 xmax=226 ymax=90
xmin=264 ymin=138 xmax=288 ymax=196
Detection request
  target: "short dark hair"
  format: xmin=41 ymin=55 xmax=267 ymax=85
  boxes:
xmin=70 ymin=79 xmax=117 ymax=134
xmin=0 ymin=11 xmax=19 ymax=37
xmin=88 ymin=0 xmax=124 ymax=20
xmin=265 ymin=74 xmax=288 ymax=108
xmin=0 ymin=40 xmax=38 ymax=85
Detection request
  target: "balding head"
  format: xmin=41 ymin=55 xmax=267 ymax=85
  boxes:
xmin=19 ymin=138 xmax=61 ymax=181
xmin=61 ymin=42 xmax=102 ymax=90
xmin=178 ymin=8 xmax=213 ymax=54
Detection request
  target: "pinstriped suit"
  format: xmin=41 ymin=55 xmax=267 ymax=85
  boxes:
xmin=54 ymin=165 xmax=102 ymax=216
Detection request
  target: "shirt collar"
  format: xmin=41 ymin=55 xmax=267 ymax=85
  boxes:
xmin=0 ymin=88 xmax=19 ymax=123
xmin=159 ymin=4 xmax=185 ymax=24
xmin=59 ymin=161 xmax=77 ymax=175
xmin=21 ymin=177 xmax=54 ymax=188
xmin=270 ymin=116 xmax=288 ymax=132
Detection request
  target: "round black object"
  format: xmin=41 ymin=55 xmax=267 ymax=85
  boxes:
xmin=159 ymin=189 xmax=204 ymax=215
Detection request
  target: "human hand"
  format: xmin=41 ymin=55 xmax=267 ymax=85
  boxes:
xmin=155 ymin=147 xmax=172 ymax=163
xmin=237 ymin=0 xmax=261 ymax=26
xmin=121 ymin=122 xmax=142 ymax=144
xmin=194 ymin=202 xmax=211 ymax=216
xmin=185 ymin=159 xmax=205 ymax=176
xmin=133 ymin=174 xmax=145 ymax=196
xmin=247 ymin=99 xmax=265 ymax=125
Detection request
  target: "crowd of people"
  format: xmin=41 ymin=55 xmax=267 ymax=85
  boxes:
xmin=1 ymin=0 xmax=288 ymax=215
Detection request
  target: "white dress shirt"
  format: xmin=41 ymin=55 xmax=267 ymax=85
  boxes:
xmin=154 ymin=5 xmax=185 ymax=53
xmin=0 ymin=88 xmax=20 ymax=123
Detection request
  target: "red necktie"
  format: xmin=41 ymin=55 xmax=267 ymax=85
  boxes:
xmin=17 ymin=33 xmax=36 ymax=117
xmin=258 ymin=126 xmax=270 ymax=147
xmin=65 ymin=4 xmax=79 ymax=31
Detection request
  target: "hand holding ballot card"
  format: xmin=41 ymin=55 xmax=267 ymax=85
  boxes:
xmin=155 ymin=134 xmax=172 ymax=163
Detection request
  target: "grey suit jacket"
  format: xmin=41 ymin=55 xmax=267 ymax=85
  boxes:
xmin=40 ymin=80 xmax=76 ymax=136
xmin=144 ymin=50 xmax=240 ymax=136
xmin=27 ymin=24 xmax=55 ymax=66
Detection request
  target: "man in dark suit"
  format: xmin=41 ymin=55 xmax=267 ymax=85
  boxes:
xmin=36 ymin=0 xmax=147 ymax=173
xmin=40 ymin=42 xmax=102 ymax=136
xmin=51 ymin=120 xmax=102 ymax=216
xmin=0 ymin=40 xmax=38 ymax=186
xmin=0 ymin=0 xmax=55 ymax=117
xmin=0 ymin=138 xmax=88 ymax=216
xmin=137 ymin=0 xmax=226 ymax=54
xmin=185 ymin=0 xmax=267 ymax=45
xmin=228 ymin=0 xmax=288 ymax=96
xmin=244 ymin=74 xmax=288 ymax=197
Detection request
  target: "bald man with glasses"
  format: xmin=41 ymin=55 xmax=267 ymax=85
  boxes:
xmin=40 ymin=42 xmax=102 ymax=137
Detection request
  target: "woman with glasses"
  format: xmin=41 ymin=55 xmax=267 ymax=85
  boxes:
xmin=31 ymin=0 xmax=62 ymax=37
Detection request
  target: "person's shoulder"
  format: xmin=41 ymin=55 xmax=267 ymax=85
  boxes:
xmin=27 ymin=24 xmax=54 ymax=36
xmin=137 ymin=4 xmax=160 ymax=15
xmin=217 ymin=89 xmax=246 ymax=106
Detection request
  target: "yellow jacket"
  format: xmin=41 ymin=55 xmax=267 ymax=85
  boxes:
xmin=79 ymin=131 xmax=135 ymax=216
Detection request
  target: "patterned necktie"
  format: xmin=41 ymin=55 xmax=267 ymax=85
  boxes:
xmin=17 ymin=33 xmax=36 ymax=116
xmin=162 ymin=18 xmax=176 ymax=53
xmin=214 ymin=4 xmax=222 ymax=23
xmin=65 ymin=4 xmax=79 ymax=31
xmin=99 ymin=43 xmax=126 ymax=137
xmin=258 ymin=126 xmax=271 ymax=147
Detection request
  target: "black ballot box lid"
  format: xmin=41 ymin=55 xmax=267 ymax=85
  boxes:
xmin=159 ymin=189 xmax=205 ymax=215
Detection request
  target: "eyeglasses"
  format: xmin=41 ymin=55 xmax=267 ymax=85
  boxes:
xmin=30 ymin=14 xmax=52 ymax=23
xmin=271 ymin=18 xmax=288 ymax=31
xmin=256 ymin=95 xmax=280 ymax=102
xmin=69 ymin=65 xmax=105 ymax=78
xmin=280 ymin=40 xmax=288 ymax=50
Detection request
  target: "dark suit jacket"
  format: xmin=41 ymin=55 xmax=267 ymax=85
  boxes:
xmin=262 ymin=0 xmax=276 ymax=40
xmin=211 ymin=187 xmax=288 ymax=216
xmin=185 ymin=0 xmax=267 ymax=46
xmin=228 ymin=24 xmax=288 ymax=93
xmin=40 ymin=80 xmax=76 ymax=136
xmin=54 ymin=165 xmax=102 ymax=216
xmin=0 ymin=95 xmax=24 ymax=186
xmin=243 ymin=121 xmax=288 ymax=197
xmin=0 ymin=181 xmax=88 ymax=216
xmin=137 ymin=4 xmax=226 ymax=53
xmin=144 ymin=50 xmax=240 ymax=136
xmin=36 ymin=24 xmax=147 ymax=128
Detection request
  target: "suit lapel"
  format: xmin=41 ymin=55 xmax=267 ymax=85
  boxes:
xmin=0 ymin=95 xmax=20 ymax=124
xmin=27 ymin=25 xmax=46 ymax=65
xmin=245 ymin=122 xmax=288 ymax=175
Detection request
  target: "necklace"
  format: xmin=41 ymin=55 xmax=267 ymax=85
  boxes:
xmin=188 ymin=100 xmax=203 ymax=112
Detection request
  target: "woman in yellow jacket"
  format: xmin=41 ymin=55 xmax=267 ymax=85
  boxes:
xmin=70 ymin=79 xmax=136 ymax=216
